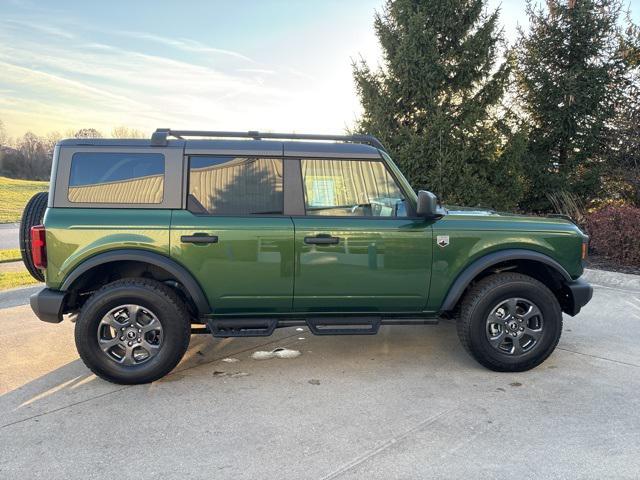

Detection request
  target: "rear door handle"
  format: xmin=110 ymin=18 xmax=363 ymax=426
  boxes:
xmin=304 ymin=235 xmax=340 ymax=245
xmin=181 ymin=234 xmax=218 ymax=244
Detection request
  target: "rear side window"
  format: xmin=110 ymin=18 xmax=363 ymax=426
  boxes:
xmin=188 ymin=156 xmax=283 ymax=215
xmin=68 ymin=152 xmax=165 ymax=204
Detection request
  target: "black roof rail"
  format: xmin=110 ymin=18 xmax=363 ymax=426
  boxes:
xmin=150 ymin=128 xmax=386 ymax=151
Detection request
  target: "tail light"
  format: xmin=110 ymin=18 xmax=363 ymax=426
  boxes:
xmin=30 ymin=225 xmax=47 ymax=269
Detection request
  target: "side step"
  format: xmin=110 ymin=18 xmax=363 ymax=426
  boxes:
xmin=306 ymin=317 xmax=381 ymax=335
xmin=206 ymin=318 xmax=278 ymax=337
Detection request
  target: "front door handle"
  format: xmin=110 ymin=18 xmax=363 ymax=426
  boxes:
xmin=304 ymin=235 xmax=340 ymax=245
xmin=181 ymin=234 xmax=218 ymax=244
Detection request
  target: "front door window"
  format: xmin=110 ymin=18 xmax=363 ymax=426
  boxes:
xmin=300 ymin=159 xmax=407 ymax=217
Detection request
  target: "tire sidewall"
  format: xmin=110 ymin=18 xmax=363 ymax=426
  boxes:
xmin=20 ymin=192 xmax=48 ymax=282
xmin=75 ymin=284 xmax=188 ymax=383
xmin=467 ymin=280 xmax=562 ymax=368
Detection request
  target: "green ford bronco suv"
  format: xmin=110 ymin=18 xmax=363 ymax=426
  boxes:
xmin=21 ymin=129 xmax=593 ymax=384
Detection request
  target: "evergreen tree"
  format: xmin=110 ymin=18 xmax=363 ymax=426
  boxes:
xmin=515 ymin=0 xmax=625 ymax=211
xmin=605 ymin=18 xmax=640 ymax=206
xmin=353 ymin=0 xmax=524 ymax=209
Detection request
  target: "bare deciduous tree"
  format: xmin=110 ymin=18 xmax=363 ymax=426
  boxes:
xmin=111 ymin=126 xmax=146 ymax=138
xmin=0 ymin=119 xmax=9 ymax=146
xmin=71 ymin=128 xmax=103 ymax=139
xmin=17 ymin=132 xmax=50 ymax=180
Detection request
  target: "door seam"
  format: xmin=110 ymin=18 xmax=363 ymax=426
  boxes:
xmin=290 ymin=215 xmax=296 ymax=312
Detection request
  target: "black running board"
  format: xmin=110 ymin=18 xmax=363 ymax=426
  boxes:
xmin=206 ymin=318 xmax=278 ymax=337
xmin=200 ymin=316 xmax=439 ymax=337
xmin=306 ymin=316 xmax=381 ymax=335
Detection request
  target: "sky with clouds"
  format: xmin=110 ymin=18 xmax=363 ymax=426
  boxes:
xmin=0 ymin=0 xmax=638 ymax=139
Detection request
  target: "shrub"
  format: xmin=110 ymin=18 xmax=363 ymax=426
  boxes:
xmin=547 ymin=190 xmax=586 ymax=225
xmin=585 ymin=205 xmax=640 ymax=266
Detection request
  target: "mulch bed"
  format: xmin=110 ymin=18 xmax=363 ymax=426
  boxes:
xmin=584 ymin=254 xmax=640 ymax=276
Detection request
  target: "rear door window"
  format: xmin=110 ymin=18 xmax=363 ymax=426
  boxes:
xmin=68 ymin=152 xmax=165 ymax=204
xmin=188 ymin=156 xmax=284 ymax=215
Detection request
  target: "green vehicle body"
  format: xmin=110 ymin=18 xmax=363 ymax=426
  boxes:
xmin=31 ymin=130 xmax=590 ymax=327
xmin=44 ymin=208 xmax=585 ymax=315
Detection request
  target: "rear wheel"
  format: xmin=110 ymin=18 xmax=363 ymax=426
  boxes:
xmin=456 ymin=272 xmax=563 ymax=372
xmin=75 ymin=278 xmax=191 ymax=384
xmin=19 ymin=191 xmax=48 ymax=281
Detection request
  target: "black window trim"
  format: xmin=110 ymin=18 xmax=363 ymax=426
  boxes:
xmin=185 ymin=154 xmax=287 ymax=218
xmin=183 ymin=154 xmax=422 ymax=220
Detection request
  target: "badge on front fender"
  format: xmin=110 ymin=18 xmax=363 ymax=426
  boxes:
xmin=436 ymin=235 xmax=450 ymax=248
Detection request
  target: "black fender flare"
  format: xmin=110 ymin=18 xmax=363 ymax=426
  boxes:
xmin=439 ymin=249 xmax=572 ymax=312
xmin=61 ymin=249 xmax=211 ymax=314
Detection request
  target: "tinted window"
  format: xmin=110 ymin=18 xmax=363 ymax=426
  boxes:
xmin=68 ymin=152 xmax=165 ymax=204
xmin=188 ymin=156 xmax=283 ymax=215
xmin=301 ymin=159 xmax=406 ymax=217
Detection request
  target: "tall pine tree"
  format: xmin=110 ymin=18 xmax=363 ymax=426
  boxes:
xmin=515 ymin=0 xmax=625 ymax=211
xmin=605 ymin=18 xmax=640 ymax=206
xmin=353 ymin=0 xmax=524 ymax=209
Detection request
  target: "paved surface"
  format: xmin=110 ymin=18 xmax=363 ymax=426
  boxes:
xmin=0 ymin=223 xmax=18 ymax=250
xmin=0 ymin=261 xmax=24 ymax=273
xmin=0 ymin=284 xmax=41 ymax=309
xmin=1 ymin=282 xmax=639 ymax=479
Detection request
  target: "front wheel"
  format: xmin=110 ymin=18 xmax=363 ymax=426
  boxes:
xmin=456 ymin=272 xmax=563 ymax=372
xmin=75 ymin=278 xmax=191 ymax=384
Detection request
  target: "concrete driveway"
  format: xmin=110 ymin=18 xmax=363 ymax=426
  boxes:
xmin=0 ymin=223 xmax=19 ymax=250
xmin=1 ymin=281 xmax=639 ymax=479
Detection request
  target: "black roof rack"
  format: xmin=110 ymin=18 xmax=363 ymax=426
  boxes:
xmin=150 ymin=128 xmax=386 ymax=151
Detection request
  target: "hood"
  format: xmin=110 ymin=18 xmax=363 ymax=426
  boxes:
xmin=443 ymin=205 xmax=581 ymax=230
xmin=445 ymin=206 xmax=498 ymax=216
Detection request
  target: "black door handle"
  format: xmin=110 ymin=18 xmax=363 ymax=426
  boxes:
xmin=181 ymin=234 xmax=218 ymax=244
xmin=304 ymin=235 xmax=340 ymax=245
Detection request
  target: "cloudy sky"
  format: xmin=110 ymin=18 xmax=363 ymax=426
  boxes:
xmin=1 ymin=0 xmax=638 ymax=139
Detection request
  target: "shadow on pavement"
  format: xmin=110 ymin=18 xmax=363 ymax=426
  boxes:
xmin=1 ymin=322 xmax=473 ymax=427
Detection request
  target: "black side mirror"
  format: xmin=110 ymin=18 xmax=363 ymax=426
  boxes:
xmin=416 ymin=190 xmax=444 ymax=218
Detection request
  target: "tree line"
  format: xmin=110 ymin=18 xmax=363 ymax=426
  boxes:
xmin=353 ymin=0 xmax=640 ymax=212
xmin=0 ymin=125 xmax=145 ymax=181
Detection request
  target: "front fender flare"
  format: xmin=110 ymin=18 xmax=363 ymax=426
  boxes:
xmin=439 ymin=249 xmax=572 ymax=313
xmin=60 ymin=249 xmax=211 ymax=314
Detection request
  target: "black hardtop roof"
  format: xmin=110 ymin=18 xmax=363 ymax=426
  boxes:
xmin=57 ymin=129 xmax=386 ymax=158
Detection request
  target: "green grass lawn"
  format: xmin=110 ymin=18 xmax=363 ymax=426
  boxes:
xmin=0 ymin=248 xmax=39 ymax=290
xmin=0 ymin=248 xmax=21 ymax=263
xmin=0 ymin=271 xmax=40 ymax=290
xmin=0 ymin=176 xmax=48 ymax=224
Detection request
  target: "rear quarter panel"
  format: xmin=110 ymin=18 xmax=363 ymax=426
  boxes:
xmin=44 ymin=208 xmax=171 ymax=289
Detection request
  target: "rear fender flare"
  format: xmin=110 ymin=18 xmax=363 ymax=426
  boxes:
xmin=61 ymin=249 xmax=211 ymax=314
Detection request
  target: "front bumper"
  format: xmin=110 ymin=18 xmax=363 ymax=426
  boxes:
xmin=563 ymin=278 xmax=593 ymax=316
xmin=30 ymin=288 xmax=65 ymax=323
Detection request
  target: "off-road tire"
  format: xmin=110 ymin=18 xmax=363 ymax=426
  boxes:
xmin=75 ymin=278 xmax=191 ymax=384
xmin=457 ymin=272 xmax=563 ymax=372
xmin=19 ymin=191 xmax=48 ymax=281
